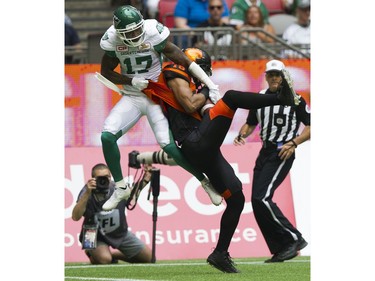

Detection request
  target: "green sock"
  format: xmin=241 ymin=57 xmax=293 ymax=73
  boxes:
xmin=162 ymin=131 xmax=205 ymax=182
xmin=101 ymin=131 xmax=123 ymax=182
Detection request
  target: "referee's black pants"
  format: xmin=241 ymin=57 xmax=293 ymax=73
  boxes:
xmin=251 ymin=147 xmax=302 ymax=254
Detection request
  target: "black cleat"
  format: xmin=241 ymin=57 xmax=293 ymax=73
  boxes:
xmin=277 ymin=78 xmax=294 ymax=106
xmin=277 ymin=69 xmax=301 ymax=106
xmin=207 ymin=250 xmax=240 ymax=273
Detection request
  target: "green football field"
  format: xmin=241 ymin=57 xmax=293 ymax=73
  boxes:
xmin=65 ymin=256 xmax=310 ymax=281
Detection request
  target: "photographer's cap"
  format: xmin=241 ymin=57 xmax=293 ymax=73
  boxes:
xmin=298 ymin=0 xmax=310 ymax=9
xmin=265 ymin=60 xmax=285 ymax=73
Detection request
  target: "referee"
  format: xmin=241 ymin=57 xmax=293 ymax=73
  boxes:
xmin=234 ymin=59 xmax=311 ymax=263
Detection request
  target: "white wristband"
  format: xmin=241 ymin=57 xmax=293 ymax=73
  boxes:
xmin=200 ymin=103 xmax=214 ymax=116
xmin=188 ymin=62 xmax=216 ymax=89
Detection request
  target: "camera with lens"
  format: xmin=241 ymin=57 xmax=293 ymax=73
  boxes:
xmin=94 ymin=176 xmax=110 ymax=194
xmin=128 ymin=150 xmax=141 ymax=169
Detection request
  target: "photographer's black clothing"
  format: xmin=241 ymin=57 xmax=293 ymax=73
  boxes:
xmin=77 ymin=182 xmax=129 ymax=248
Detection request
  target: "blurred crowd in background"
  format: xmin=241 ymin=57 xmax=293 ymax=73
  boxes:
xmin=65 ymin=0 xmax=310 ymax=63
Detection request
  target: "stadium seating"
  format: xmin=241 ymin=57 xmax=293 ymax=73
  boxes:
xmin=262 ymin=0 xmax=285 ymax=15
xmin=87 ymin=33 xmax=105 ymax=63
xmin=157 ymin=0 xmax=247 ymax=28
xmin=158 ymin=0 xmax=178 ymax=28
xmin=225 ymin=0 xmax=236 ymax=9
xmin=268 ymin=13 xmax=297 ymax=37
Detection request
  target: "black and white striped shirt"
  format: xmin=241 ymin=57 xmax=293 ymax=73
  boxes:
xmin=246 ymin=89 xmax=310 ymax=143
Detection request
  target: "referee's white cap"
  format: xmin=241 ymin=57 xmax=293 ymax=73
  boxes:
xmin=265 ymin=60 xmax=285 ymax=73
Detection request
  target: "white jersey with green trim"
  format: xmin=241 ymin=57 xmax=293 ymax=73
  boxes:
xmin=100 ymin=19 xmax=170 ymax=94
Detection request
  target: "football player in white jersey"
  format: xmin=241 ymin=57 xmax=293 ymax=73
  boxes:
xmin=99 ymin=5 xmax=222 ymax=210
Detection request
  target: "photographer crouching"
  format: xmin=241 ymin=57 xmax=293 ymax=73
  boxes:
xmin=72 ymin=163 xmax=152 ymax=264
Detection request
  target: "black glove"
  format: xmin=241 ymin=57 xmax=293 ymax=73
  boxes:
xmin=197 ymin=86 xmax=209 ymax=99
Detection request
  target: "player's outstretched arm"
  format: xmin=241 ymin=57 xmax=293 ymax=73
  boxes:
xmin=162 ymin=42 xmax=220 ymax=104
xmin=161 ymin=41 xmax=192 ymax=68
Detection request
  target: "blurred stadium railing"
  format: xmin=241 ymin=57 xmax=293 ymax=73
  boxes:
xmin=169 ymin=27 xmax=309 ymax=61
xmin=65 ymin=27 xmax=310 ymax=64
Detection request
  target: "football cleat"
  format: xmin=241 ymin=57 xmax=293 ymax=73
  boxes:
xmin=201 ymin=177 xmax=222 ymax=206
xmin=281 ymin=69 xmax=301 ymax=106
xmin=207 ymin=250 xmax=240 ymax=273
xmin=102 ymin=185 xmax=131 ymax=210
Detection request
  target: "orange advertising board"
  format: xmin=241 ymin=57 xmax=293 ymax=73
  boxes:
xmin=65 ymin=60 xmax=310 ymax=147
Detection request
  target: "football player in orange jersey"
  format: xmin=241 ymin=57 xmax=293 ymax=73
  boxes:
xmin=142 ymin=48 xmax=297 ymax=273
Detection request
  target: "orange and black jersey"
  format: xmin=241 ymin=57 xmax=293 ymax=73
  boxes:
xmin=143 ymin=63 xmax=203 ymax=145
xmin=143 ymin=63 xmax=202 ymax=120
xmin=162 ymin=63 xmax=196 ymax=90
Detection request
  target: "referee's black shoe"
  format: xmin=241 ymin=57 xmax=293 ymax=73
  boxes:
xmin=297 ymin=237 xmax=308 ymax=251
xmin=207 ymin=250 xmax=240 ymax=273
xmin=264 ymin=254 xmax=284 ymax=263
xmin=265 ymin=242 xmax=297 ymax=263
xmin=265 ymin=237 xmax=308 ymax=263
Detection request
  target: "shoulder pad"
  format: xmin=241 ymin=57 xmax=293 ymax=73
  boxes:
xmin=100 ymin=26 xmax=117 ymax=51
xmin=163 ymin=64 xmax=191 ymax=83
xmin=143 ymin=19 xmax=170 ymax=46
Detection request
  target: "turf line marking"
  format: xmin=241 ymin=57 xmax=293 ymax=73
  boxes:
xmin=65 ymin=259 xmax=310 ymax=269
xmin=64 ymin=278 xmax=164 ymax=281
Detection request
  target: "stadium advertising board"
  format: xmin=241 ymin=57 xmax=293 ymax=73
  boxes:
xmin=65 ymin=145 xmax=295 ymax=261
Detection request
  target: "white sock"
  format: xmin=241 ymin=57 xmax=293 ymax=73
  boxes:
xmin=115 ymin=179 xmax=126 ymax=189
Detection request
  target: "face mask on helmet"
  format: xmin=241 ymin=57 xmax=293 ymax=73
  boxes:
xmin=113 ymin=5 xmax=146 ymax=47
xmin=117 ymin=24 xmax=145 ymax=47
xmin=184 ymin=48 xmax=213 ymax=77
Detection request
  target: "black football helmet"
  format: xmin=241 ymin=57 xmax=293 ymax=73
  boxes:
xmin=183 ymin=48 xmax=212 ymax=77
